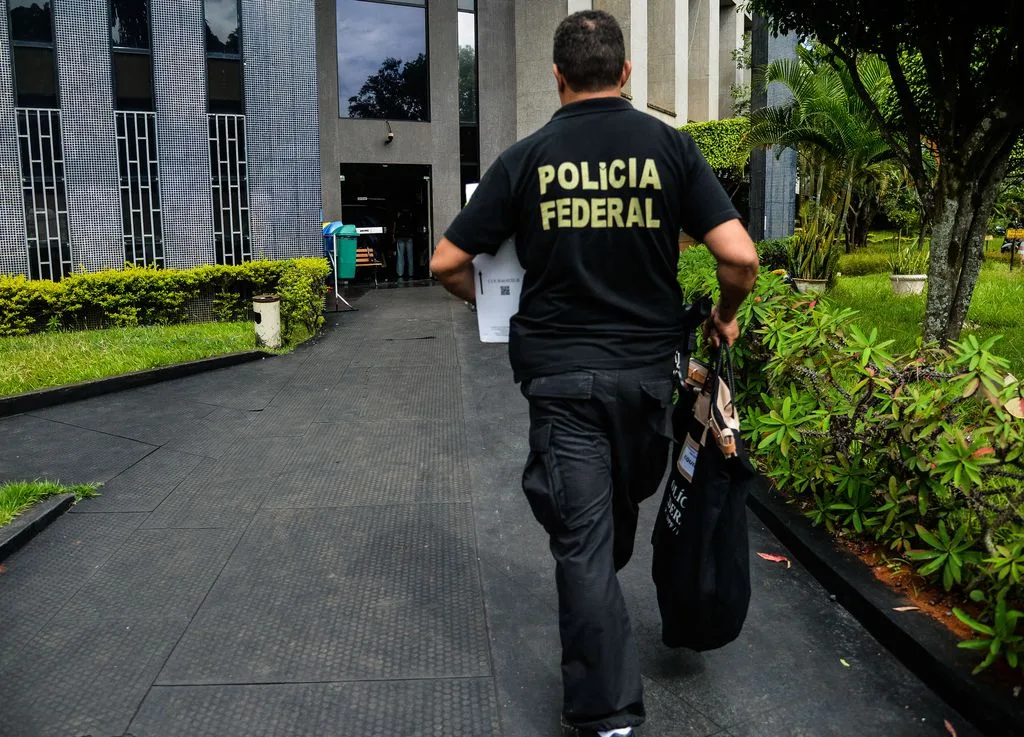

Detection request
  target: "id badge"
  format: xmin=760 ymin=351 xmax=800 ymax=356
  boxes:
xmin=676 ymin=436 xmax=701 ymax=482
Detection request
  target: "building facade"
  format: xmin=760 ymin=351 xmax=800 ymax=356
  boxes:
xmin=1 ymin=0 xmax=749 ymax=282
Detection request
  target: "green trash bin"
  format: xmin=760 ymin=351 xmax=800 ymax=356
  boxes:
xmin=335 ymin=223 xmax=359 ymax=279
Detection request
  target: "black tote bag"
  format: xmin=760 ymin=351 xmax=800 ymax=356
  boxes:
xmin=651 ymin=348 xmax=758 ymax=651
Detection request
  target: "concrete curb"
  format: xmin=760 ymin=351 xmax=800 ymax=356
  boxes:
xmin=747 ymin=482 xmax=1023 ymax=737
xmin=0 ymin=350 xmax=269 ymax=419
xmin=0 ymin=493 xmax=75 ymax=561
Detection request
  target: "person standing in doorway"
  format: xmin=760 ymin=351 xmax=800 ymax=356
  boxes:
xmin=431 ymin=10 xmax=759 ymax=737
xmin=393 ymin=208 xmax=415 ymax=281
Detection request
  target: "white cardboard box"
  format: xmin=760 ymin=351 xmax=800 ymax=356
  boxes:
xmin=473 ymin=240 xmax=524 ymax=343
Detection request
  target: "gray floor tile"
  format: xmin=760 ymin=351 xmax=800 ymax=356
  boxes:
xmin=71 ymin=448 xmax=204 ymax=513
xmin=60 ymin=527 xmax=242 ymax=618
xmin=157 ymin=504 xmax=490 ymax=684
xmin=0 ymin=414 xmax=155 ymax=484
xmin=130 ymin=679 xmax=500 ymax=737
xmin=0 ymin=616 xmax=184 ymax=737
xmin=0 ymin=512 xmax=145 ymax=666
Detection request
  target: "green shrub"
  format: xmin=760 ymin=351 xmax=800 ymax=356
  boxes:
xmin=0 ymin=275 xmax=60 ymax=335
xmin=0 ymin=259 xmax=330 ymax=344
xmin=757 ymin=237 xmax=795 ymax=272
xmin=277 ymin=258 xmax=330 ymax=342
xmin=679 ymin=250 xmax=1024 ymax=677
xmin=679 ymin=118 xmax=751 ymax=172
xmin=838 ymin=250 xmax=890 ymax=276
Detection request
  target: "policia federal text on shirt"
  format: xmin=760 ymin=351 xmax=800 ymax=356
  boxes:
xmin=431 ymin=11 xmax=759 ymax=737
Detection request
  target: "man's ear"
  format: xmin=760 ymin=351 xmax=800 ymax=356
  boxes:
xmin=553 ymin=64 xmax=567 ymax=94
xmin=620 ymin=60 xmax=632 ymax=88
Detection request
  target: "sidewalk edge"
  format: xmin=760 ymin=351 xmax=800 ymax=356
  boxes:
xmin=0 ymin=493 xmax=75 ymax=561
xmin=747 ymin=483 xmax=1023 ymax=737
xmin=0 ymin=351 xmax=269 ymax=419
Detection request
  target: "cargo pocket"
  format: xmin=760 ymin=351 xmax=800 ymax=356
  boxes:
xmin=521 ymin=422 xmax=565 ymax=534
xmin=636 ymin=378 xmax=675 ymax=503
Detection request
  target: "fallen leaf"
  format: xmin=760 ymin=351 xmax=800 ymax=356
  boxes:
xmin=961 ymin=377 xmax=980 ymax=398
xmin=0 ymin=564 xmax=6 ymax=574
xmin=1004 ymin=397 xmax=1024 ymax=419
xmin=757 ymin=552 xmax=792 ymax=568
xmin=840 ymin=658 xmax=851 ymax=668
xmin=893 ymin=606 xmax=920 ymax=612
xmin=944 ymin=719 xmax=957 ymax=737
xmin=971 ymin=447 xmax=995 ymax=458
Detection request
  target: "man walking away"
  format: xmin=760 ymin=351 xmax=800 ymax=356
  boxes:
xmin=394 ymin=208 xmax=415 ymax=281
xmin=431 ymin=10 xmax=759 ymax=737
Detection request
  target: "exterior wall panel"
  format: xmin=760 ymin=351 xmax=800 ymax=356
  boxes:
xmin=152 ymin=0 xmax=215 ymax=268
xmin=243 ymin=0 xmax=321 ymax=259
xmin=53 ymin=0 xmax=123 ymax=272
xmin=0 ymin=10 xmax=29 ymax=277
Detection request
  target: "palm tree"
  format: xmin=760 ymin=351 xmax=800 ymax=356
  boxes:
xmin=748 ymin=45 xmax=900 ymax=262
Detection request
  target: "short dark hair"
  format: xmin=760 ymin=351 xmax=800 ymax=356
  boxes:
xmin=553 ymin=10 xmax=626 ymax=92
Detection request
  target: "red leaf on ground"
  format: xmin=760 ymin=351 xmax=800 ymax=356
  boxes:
xmin=944 ymin=719 xmax=957 ymax=736
xmin=971 ymin=447 xmax=995 ymax=458
xmin=0 ymin=564 xmax=7 ymax=574
xmin=757 ymin=552 xmax=792 ymax=568
xmin=808 ymin=300 xmax=817 ymax=310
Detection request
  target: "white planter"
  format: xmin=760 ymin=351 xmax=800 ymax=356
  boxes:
xmin=890 ymin=274 xmax=927 ymax=296
xmin=793 ymin=278 xmax=828 ymax=294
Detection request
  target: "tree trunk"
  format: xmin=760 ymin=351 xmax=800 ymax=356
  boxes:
xmin=923 ymin=161 xmax=1009 ymax=344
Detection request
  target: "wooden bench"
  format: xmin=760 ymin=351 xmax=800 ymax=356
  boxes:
xmin=356 ymin=245 xmax=384 ymax=285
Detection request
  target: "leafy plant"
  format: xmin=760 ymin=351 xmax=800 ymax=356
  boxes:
xmin=788 ymin=201 xmax=841 ymax=281
xmin=886 ymin=234 xmax=928 ymax=275
xmin=955 ymin=590 xmax=1024 ymax=673
xmin=678 ymin=247 xmax=1024 ymax=675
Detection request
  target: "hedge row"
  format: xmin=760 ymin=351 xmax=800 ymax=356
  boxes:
xmin=0 ymin=258 xmax=330 ymax=343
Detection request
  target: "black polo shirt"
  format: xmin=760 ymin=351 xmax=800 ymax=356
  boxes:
xmin=445 ymin=97 xmax=740 ymax=381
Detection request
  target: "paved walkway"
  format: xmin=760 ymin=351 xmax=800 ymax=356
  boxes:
xmin=0 ymin=285 xmax=980 ymax=737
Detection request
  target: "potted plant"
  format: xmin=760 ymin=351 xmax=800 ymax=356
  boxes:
xmin=788 ymin=203 xmax=840 ymax=293
xmin=887 ymin=233 xmax=928 ymax=295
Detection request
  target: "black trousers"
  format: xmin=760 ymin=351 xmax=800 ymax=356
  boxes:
xmin=520 ymin=361 xmax=674 ymax=732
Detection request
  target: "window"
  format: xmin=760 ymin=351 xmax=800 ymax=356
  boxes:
xmin=109 ymin=0 xmax=162 ymax=266
xmin=337 ymin=0 xmax=429 ymax=122
xmin=110 ymin=0 xmax=154 ymax=110
xmin=205 ymin=0 xmax=240 ymax=54
xmin=8 ymin=0 xmax=58 ymax=108
xmin=110 ymin=0 xmax=150 ymax=48
xmin=458 ymin=0 xmax=478 ymax=202
xmin=205 ymin=0 xmax=243 ymax=114
xmin=205 ymin=0 xmax=250 ymax=265
xmin=8 ymin=1 xmax=69 ymax=281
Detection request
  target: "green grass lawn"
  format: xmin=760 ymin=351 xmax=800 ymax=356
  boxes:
xmin=0 ymin=481 xmax=98 ymax=527
xmin=832 ymin=238 xmax=1024 ymax=374
xmin=0 ymin=321 xmax=257 ymax=397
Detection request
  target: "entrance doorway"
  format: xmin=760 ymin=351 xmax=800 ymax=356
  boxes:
xmin=339 ymin=163 xmax=433 ymax=282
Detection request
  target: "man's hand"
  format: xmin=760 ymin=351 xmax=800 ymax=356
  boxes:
xmin=705 ymin=305 xmax=740 ymax=349
xmin=701 ymin=219 xmax=758 ymax=347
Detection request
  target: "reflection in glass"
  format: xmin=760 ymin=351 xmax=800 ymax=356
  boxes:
xmin=205 ymin=0 xmax=240 ymax=55
xmin=458 ymin=5 xmax=478 ymax=203
xmin=458 ymin=9 xmax=476 ymax=124
xmin=8 ymin=0 xmax=52 ymax=43
xmin=110 ymin=0 xmax=150 ymax=49
xmin=337 ymin=0 xmax=428 ymax=121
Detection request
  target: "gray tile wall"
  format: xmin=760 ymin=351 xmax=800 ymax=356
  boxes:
xmin=54 ymin=0 xmax=124 ymax=272
xmin=242 ymin=0 xmax=322 ymax=259
xmin=748 ymin=13 xmax=796 ymax=241
xmin=152 ymin=0 xmax=216 ymax=269
xmin=0 ymin=9 xmax=29 ymax=277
